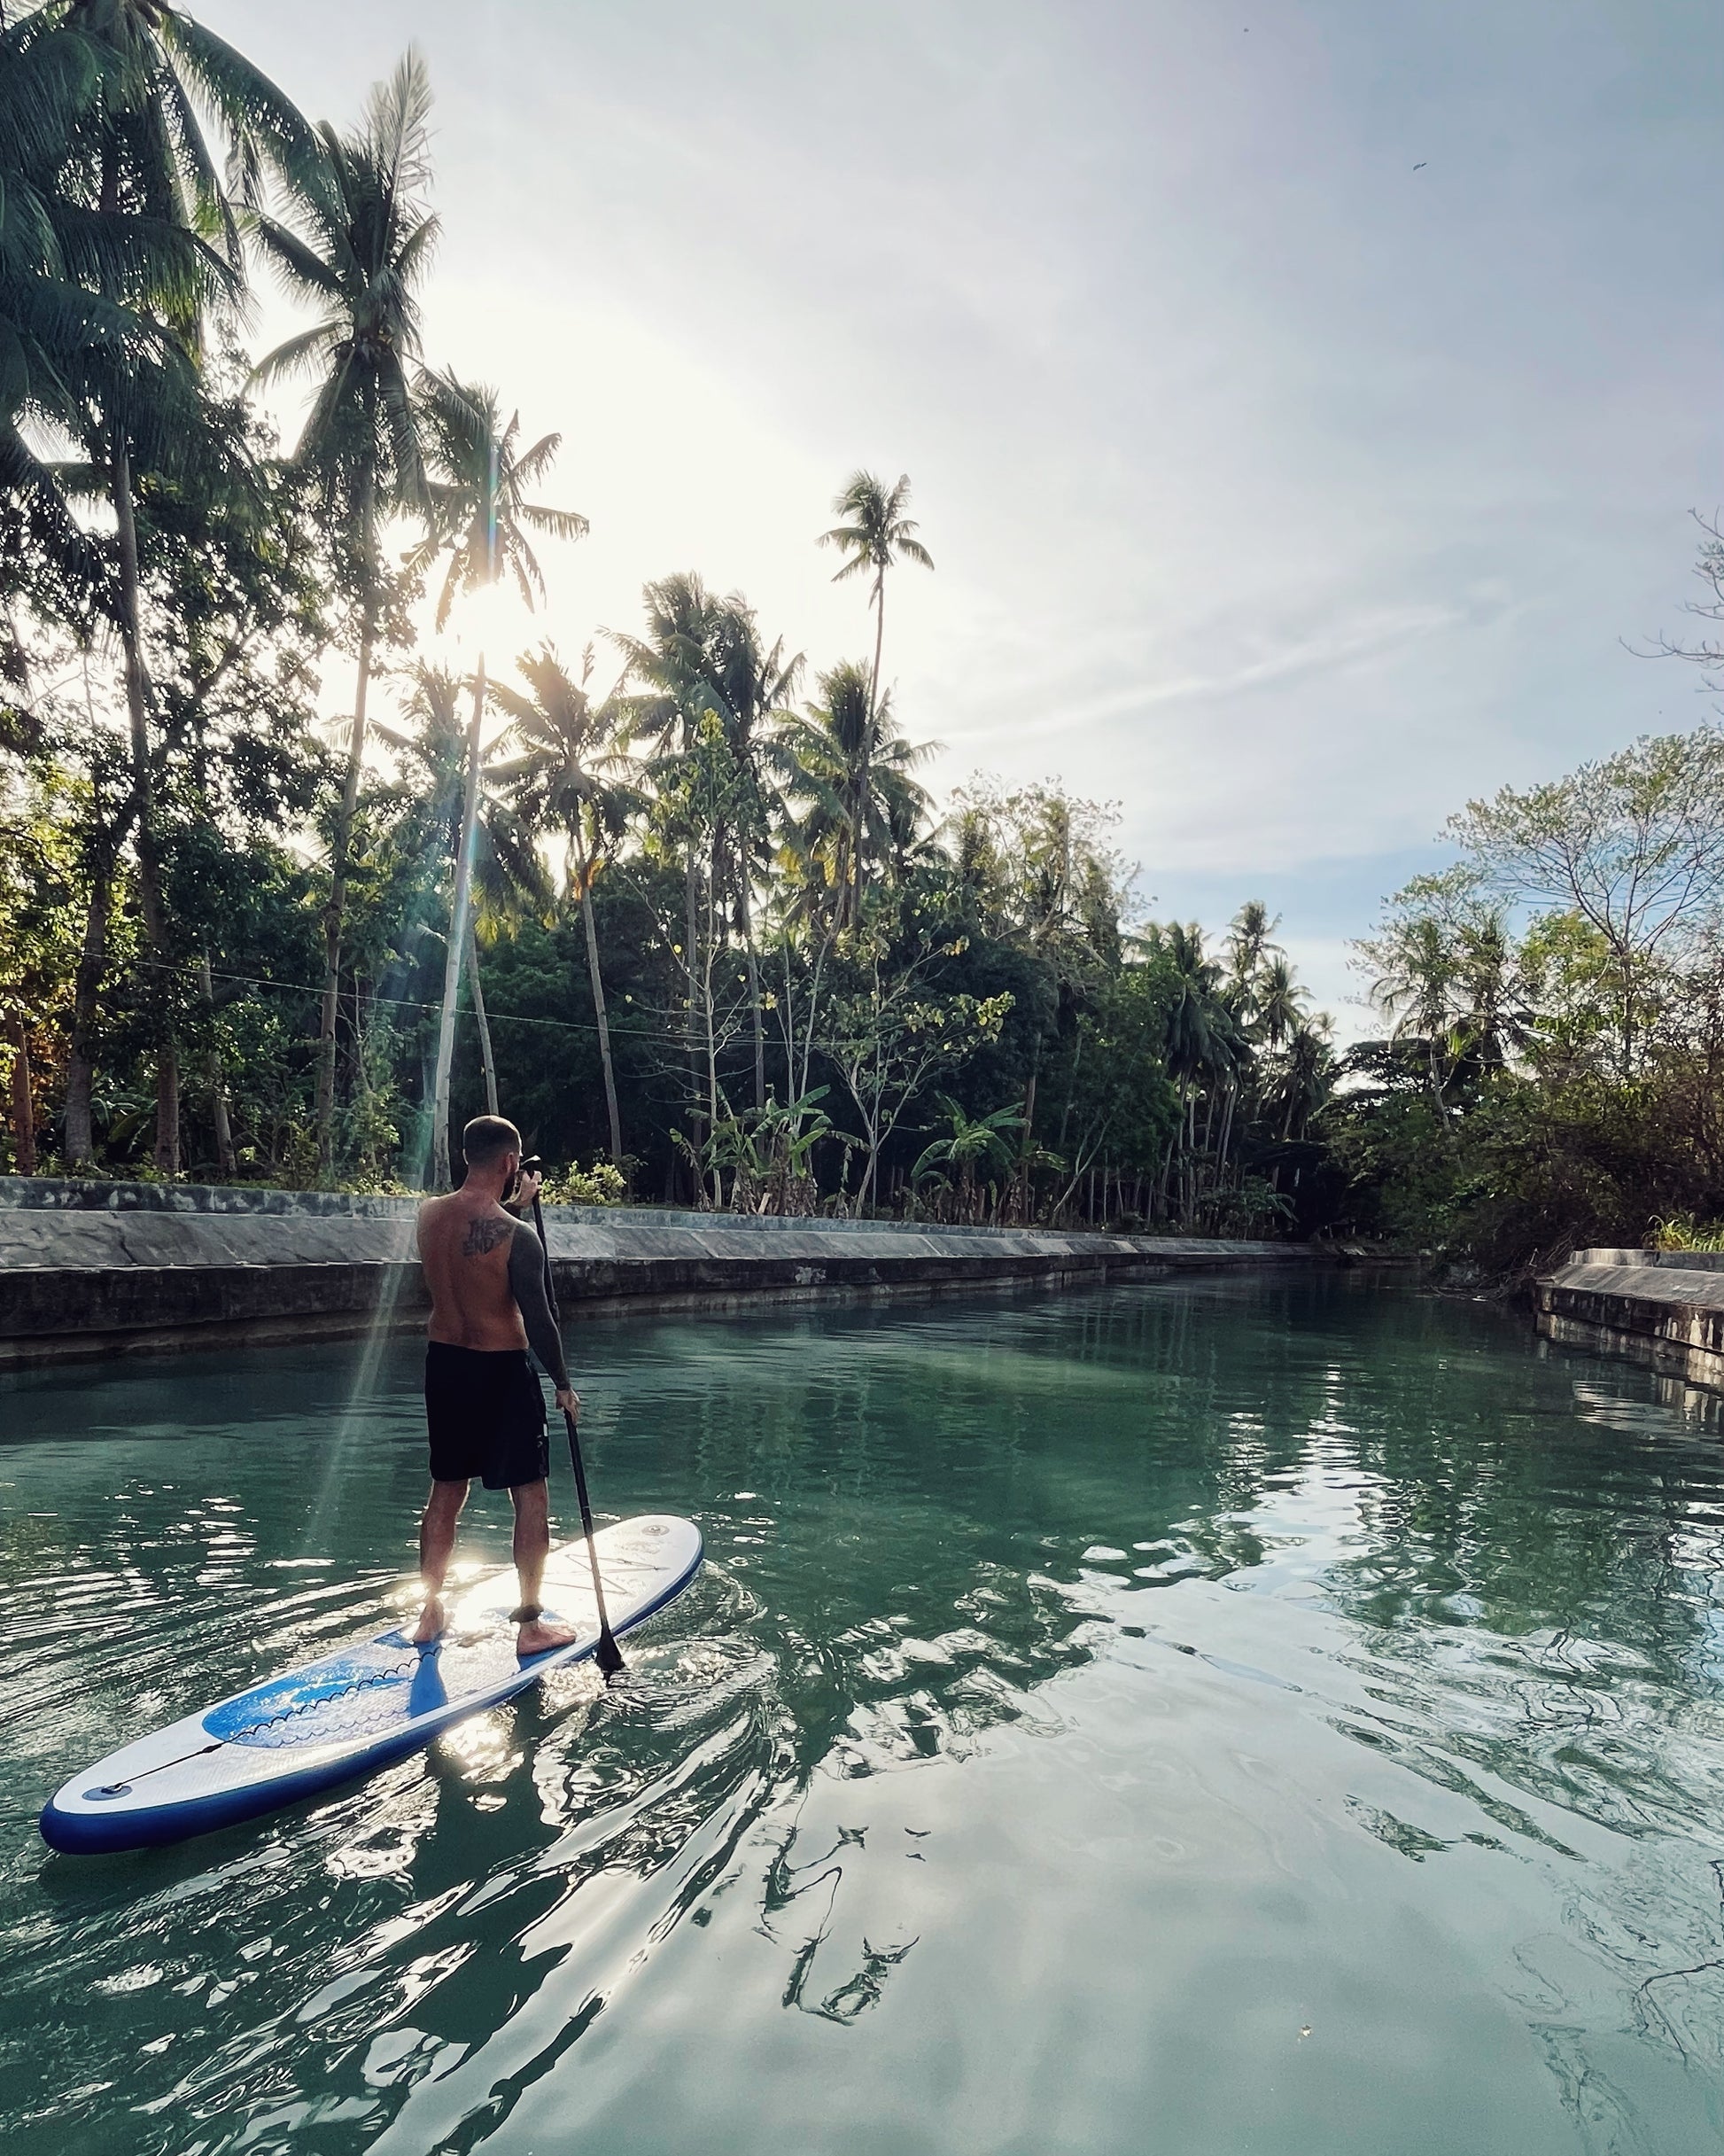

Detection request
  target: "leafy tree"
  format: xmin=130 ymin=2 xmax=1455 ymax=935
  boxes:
xmin=45 ymin=0 xmax=312 ymax=1172
xmin=817 ymin=889 xmax=1013 ymax=1212
xmin=1445 ymin=728 xmax=1724 ymax=1075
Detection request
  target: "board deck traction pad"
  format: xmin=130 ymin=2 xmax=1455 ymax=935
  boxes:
xmin=39 ymin=1514 xmax=703 ymax=1855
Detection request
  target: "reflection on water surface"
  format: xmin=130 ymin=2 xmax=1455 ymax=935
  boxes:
xmin=3 ymin=1277 xmax=1724 ymax=2153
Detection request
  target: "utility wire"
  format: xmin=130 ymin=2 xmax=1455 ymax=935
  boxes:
xmin=126 ymin=955 xmax=673 ymax=1044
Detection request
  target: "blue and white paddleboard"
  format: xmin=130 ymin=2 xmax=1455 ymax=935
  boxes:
xmin=40 ymin=1514 xmax=703 ymax=1856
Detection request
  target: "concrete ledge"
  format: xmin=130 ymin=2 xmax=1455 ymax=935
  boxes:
xmin=1535 ymin=1251 xmax=1724 ymax=1396
xmin=0 ymin=1176 xmax=1339 ymax=1366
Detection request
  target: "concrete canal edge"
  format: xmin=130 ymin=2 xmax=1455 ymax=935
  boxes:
xmin=0 ymin=1175 xmax=1355 ymax=1367
xmin=1536 ymin=1249 xmax=1724 ymax=1397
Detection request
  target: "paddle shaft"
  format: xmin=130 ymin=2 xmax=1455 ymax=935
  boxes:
xmin=531 ymin=1194 xmax=624 ymax=1675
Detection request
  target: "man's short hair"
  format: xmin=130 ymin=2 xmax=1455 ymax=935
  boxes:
xmin=462 ymin=1115 xmax=522 ymax=1169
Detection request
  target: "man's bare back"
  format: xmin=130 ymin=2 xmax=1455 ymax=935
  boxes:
xmin=417 ymin=1187 xmax=535 ymax=1352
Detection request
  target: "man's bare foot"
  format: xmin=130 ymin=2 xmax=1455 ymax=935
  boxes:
xmin=517 ymin=1615 xmax=579 ymax=1658
xmin=412 ymin=1598 xmax=446 ymax=1646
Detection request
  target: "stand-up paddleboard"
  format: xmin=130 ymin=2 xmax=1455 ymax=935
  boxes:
xmin=40 ymin=1514 xmax=703 ymax=1856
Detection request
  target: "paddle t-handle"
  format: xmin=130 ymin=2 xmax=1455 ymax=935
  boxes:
xmin=530 ymin=1192 xmax=625 ymax=1678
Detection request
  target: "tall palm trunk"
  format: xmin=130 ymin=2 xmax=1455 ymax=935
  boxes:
xmin=1425 ymin=1032 xmax=1456 ymax=1153
xmin=867 ymin=572 xmax=885 ymax=722
xmin=112 ymin=431 xmax=178 ymax=1175
xmin=1217 ymin=1081 xmax=1238 ymax=1193
xmin=683 ymin=844 xmax=703 ymax=1192
xmin=465 ymin=922 xmax=499 ymax=1117
xmin=65 ymin=894 xmax=104 ymax=1168
xmin=7 ymin=1014 xmax=35 ymax=1176
xmin=798 ymin=923 xmax=833 ymax=1106
xmin=1057 ymin=1028 xmax=1083 ymax=1154
xmin=431 ymin=657 xmax=486 ymax=1188
xmin=1017 ymin=1060 xmax=1039 ymax=1226
xmin=200 ymin=951 xmax=237 ymax=1178
xmin=702 ymin=866 xmax=722 ymax=1206
xmin=316 ymin=472 xmax=377 ymax=1177
xmin=571 ymin=828 xmax=624 ymax=1164
xmin=738 ymin=873 xmax=765 ymax=1112
xmin=65 ymin=795 xmax=131 ymax=1167
xmin=856 ymin=575 xmax=886 ymax=925
xmin=851 ymin=772 xmax=866 ymax=925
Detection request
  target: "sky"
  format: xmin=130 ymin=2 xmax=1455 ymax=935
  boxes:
xmin=207 ymin=0 xmax=1723 ymax=1031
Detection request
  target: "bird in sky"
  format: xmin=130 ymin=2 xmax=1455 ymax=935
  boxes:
xmin=1413 ymin=161 xmax=1427 ymax=170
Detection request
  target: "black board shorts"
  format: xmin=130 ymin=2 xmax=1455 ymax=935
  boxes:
xmin=424 ymin=1343 xmax=550 ymax=1491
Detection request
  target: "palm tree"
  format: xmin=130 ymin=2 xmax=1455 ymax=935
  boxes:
xmin=1451 ymin=911 xmax=1535 ymax=1079
xmin=251 ymin=50 xmax=438 ymax=1174
xmin=376 ymin=663 xmax=549 ymax=1117
xmin=609 ymin=572 xmax=723 ymax=732
xmin=0 ymin=8 xmax=130 ymax=622
xmin=780 ymin=659 xmax=933 ymax=930
xmin=1254 ymin=954 xmax=1305 ymax=1050
xmin=1368 ymin=913 xmax=1459 ymax=1127
xmin=46 ymin=0 xmax=311 ymax=1172
xmin=1223 ymin=899 xmax=1281 ymax=994
xmin=409 ymin=370 xmax=588 ymax=631
xmin=410 ymin=370 xmax=586 ymax=1187
xmin=949 ymin=804 xmax=1008 ymax=929
xmin=1275 ymin=1016 xmax=1335 ymax=1143
xmin=489 ymin=646 xmax=638 ymax=1165
xmin=818 ymin=471 xmax=933 ymax=719
xmin=61 ymin=1 xmax=315 ymax=227
xmin=1210 ymin=915 xmax=1289 ymax=1194
xmin=1154 ymin=922 xmax=1241 ymax=1222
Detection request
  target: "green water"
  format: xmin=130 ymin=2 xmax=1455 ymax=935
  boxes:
xmin=3 ymin=1277 xmax=1724 ymax=2156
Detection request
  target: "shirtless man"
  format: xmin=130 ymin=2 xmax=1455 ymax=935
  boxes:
xmin=415 ymin=1113 xmax=580 ymax=1657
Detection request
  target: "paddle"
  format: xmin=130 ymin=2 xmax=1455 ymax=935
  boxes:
xmin=530 ymin=1189 xmax=625 ymax=1677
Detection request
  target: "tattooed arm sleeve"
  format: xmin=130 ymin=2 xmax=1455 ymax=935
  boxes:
xmin=508 ymin=1226 xmax=571 ymax=1390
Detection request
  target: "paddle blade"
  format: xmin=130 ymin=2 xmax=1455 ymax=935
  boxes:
xmin=594 ymin=1627 xmax=625 ymax=1678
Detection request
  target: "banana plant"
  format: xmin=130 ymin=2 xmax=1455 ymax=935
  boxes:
xmin=912 ymin=1096 xmax=1025 ymax=1224
xmin=697 ymin=1086 xmax=847 ymax=1215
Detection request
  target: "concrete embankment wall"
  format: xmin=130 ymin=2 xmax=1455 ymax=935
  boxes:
xmin=0 ymin=1177 xmax=1340 ymax=1367
xmin=1536 ymin=1249 xmax=1724 ymax=1397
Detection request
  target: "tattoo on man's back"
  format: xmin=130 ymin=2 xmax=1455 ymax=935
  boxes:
xmin=461 ymin=1216 xmax=515 ymax=1257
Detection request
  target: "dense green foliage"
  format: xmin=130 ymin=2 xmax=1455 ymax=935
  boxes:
xmin=1337 ymin=727 xmax=1724 ymax=1273
xmin=0 ymin=4 xmax=1715 ymax=1264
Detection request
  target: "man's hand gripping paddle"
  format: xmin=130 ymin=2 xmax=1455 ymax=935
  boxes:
xmin=531 ymin=1192 xmax=625 ymax=1677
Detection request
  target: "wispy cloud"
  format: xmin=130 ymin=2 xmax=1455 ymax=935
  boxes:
xmin=1025 ymin=603 xmax=1472 ymax=735
xmin=208 ymin=0 xmax=1721 ymax=966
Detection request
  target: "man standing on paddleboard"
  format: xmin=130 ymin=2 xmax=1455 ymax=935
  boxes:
xmin=415 ymin=1114 xmax=582 ymax=1657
